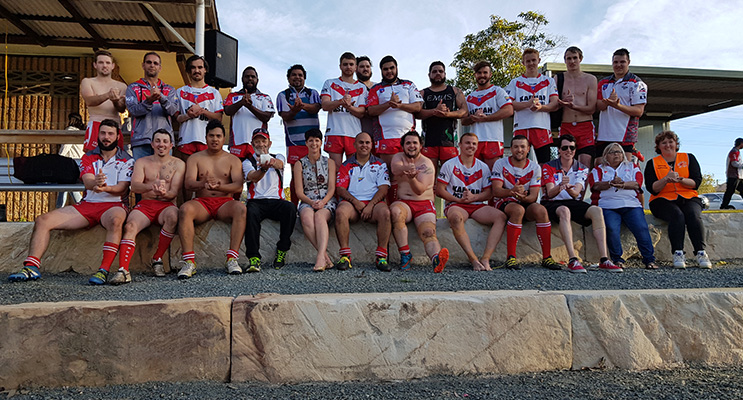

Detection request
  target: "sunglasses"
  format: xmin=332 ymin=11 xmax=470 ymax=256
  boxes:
xmin=560 ymin=145 xmax=576 ymax=151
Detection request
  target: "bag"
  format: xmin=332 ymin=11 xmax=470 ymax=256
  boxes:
xmin=13 ymin=154 xmax=80 ymax=184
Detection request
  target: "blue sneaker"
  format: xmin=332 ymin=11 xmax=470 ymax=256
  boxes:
xmin=400 ymin=252 xmax=413 ymax=270
xmin=89 ymin=269 xmax=108 ymax=285
xmin=8 ymin=266 xmax=41 ymax=282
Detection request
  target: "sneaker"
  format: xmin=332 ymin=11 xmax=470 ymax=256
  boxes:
xmin=567 ymin=258 xmax=587 ymax=274
xmin=247 ymin=257 xmax=261 ymax=273
xmin=273 ymin=249 xmax=287 ymax=269
xmin=225 ymin=257 xmax=243 ymax=275
xmin=598 ymin=259 xmax=623 ymax=273
xmin=335 ymin=256 xmax=352 ymax=271
xmin=697 ymin=250 xmax=712 ymax=269
xmin=109 ymin=269 xmax=132 ymax=285
xmin=399 ymin=252 xmax=413 ymax=270
xmin=151 ymin=259 xmax=165 ymax=277
xmin=541 ymin=256 xmax=562 ymax=271
xmin=89 ymin=269 xmax=108 ymax=285
xmin=376 ymin=257 xmax=391 ymax=272
xmin=8 ymin=265 xmax=41 ymax=282
xmin=502 ymin=256 xmax=520 ymax=270
xmin=433 ymin=248 xmax=449 ymax=273
xmin=178 ymin=260 xmax=197 ymax=279
xmin=673 ymin=250 xmax=686 ymax=269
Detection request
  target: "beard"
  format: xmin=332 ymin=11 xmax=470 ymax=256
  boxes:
xmin=404 ymin=148 xmax=420 ymax=159
xmin=357 ymin=72 xmax=371 ymax=82
xmin=429 ymin=77 xmax=445 ymax=85
xmin=382 ymin=73 xmax=398 ymax=84
xmin=97 ymin=138 xmax=118 ymax=151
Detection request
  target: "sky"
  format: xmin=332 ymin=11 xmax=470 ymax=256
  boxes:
xmin=215 ymin=0 xmax=743 ymax=184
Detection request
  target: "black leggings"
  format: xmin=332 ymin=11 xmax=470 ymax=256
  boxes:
xmin=649 ymin=196 xmax=705 ymax=254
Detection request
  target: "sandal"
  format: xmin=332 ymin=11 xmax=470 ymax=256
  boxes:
xmin=645 ymin=262 xmax=659 ymax=269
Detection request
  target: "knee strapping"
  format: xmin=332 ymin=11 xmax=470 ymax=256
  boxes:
xmin=419 ymin=221 xmax=438 ymax=244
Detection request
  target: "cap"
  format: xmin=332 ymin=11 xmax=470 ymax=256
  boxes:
xmin=252 ymin=127 xmax=270 ymax=140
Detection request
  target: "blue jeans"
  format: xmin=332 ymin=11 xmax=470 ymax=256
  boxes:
xmin=603 ymin=207 xmax=655 ymax=265
xmin=132 ymin=144 xmax=154 ymax=160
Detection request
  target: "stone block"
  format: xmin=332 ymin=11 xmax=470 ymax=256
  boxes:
xmin=567 ymin=289 xmax=743 ymax=370
xmin=0 ymin=297 xmax=232 ymax=389
xmin=231 ymin=291 xmax=572 ymax=383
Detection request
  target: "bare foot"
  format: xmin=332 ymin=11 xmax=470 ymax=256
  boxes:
xmin=325 ymin=253 xmax=334 ymax=269
xmin=479 ymin=258 xmax=493 ymax=271
xmin=313 ymin=255 xmax=326 ymax=272
xmin=471 ymin=259 xmax=485 ymax=271
xmin=313 ymin=262 xmax=325 ymax=272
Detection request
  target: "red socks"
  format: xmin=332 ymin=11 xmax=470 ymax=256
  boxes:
xmin=152 ymin=229 xmax=174 ymax=261
xmin=536 ymin=222 xmax=552 ymax=258
xmin=100 ymin=242 xmax=119 ymax=271
xmin=118 ymin=239 xmax=136 ymax=271
xmin=506 ymin=222 xmax=522 ymax=258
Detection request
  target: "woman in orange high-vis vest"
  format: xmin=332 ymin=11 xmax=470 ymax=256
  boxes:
xmin=644 ymin=131 xmax=711 ymax=269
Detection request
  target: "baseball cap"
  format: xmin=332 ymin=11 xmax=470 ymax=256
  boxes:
xmin=252 ymin=128 xmax=270 ymax=140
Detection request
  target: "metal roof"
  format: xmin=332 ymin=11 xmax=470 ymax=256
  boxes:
xmin=0 ymin=0 xmax=219 ymax=53
xmin=543 ymin=63 xmax=743 ymax=121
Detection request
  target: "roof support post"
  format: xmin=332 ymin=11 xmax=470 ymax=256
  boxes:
xmin=195 ymin=0 xmax=205 ymax=56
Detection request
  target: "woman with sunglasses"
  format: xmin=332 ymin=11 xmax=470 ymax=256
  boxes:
xmin=644 ymin=131 xmax=711 ymax=269
xmin=590 ymin=142 xmax=657 ymax=269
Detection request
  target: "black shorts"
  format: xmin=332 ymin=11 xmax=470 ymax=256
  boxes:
xmin=542 ymin=199 xmax=593 ymax=226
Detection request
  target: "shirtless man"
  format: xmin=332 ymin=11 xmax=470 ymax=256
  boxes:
xmin=80 ymin=50 xmax=127 ymax=152
xmin=177 ymin=120 xmax=246 ymax=279
xmin=557 ymin=47 xmax=598 ymax=168
xmin=435 ymin=133 xmax=507 ymax=271
xmin=109 ymin=129 xmax=185 ymax=284
xmin=389 ymin=131 xmax=449 ymax=273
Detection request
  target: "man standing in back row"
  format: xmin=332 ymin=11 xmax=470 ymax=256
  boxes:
xmin=223 ymin=66 xmax=275 ymax=161
xmin=175 ymin=55 xmax=224 ymax=156
xmin=557 ymin=46 xmax=598 ymax=168
xmin=596 ymin=48 xmax=648 ymax=163
xmin=418 ymin=61 xmax=468 ymax=169
xmin=80 ymin=50 xmax=127 ymax=152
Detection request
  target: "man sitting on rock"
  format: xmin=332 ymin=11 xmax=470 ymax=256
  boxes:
xmin=177 ymin=119 xmax=246 ymax=279
xmin=335 ymin=131 xmax=391 ymax=271
xmin=9 ymin=119 xmax=133 ymax=284
xmin=243 ymin=128 xmax=297 ymax=271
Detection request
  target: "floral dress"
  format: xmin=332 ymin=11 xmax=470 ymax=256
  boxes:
xmin=298 ymin=155 xmax=337 ymax=213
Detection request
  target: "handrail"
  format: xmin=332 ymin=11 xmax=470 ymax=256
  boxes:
xmin=0 ymin=130 xmax=131 ymax=145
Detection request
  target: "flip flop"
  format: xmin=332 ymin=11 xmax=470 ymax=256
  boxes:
xmin=645 ymin=262 xmax=659 ymax=269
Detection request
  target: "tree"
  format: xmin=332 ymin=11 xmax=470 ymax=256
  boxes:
xmin=450 ymin=11 xmax=566 ymax=92
xmin=697 ymin=173 xmax=718 ymax=194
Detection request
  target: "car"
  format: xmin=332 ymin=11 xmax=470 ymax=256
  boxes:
xmin=700 ymin=192 xmax=743 ymax=210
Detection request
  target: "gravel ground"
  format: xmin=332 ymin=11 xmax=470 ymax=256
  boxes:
xmin=2 ymin=259 xmax=743 ymax=305
xmin=5 ymin=365 xmax=743 ymax=399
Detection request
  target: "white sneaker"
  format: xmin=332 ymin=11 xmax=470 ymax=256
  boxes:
xmin=109 ymin=269 xmax=131 ymax=285
xmin=696 ymin=251 xmax=712 ymax=269
xmin=152 ymin=258 xmax=165 ymax=277
xmin=178 ymin=260 xmax=197 ymax=279
xmin=225 ymin=257 xmax=242 ymax=275
xmin=673 ymin=250 xmax=686 ymax=269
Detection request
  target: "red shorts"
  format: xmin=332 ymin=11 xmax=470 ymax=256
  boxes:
xmin=83 ymin=121 xmax=125 ymax=152
xmin=444 ymin=203 xmax=487 ymax=217
xmin=195 ymin=196 xmax=234 ymax=219
xmin=229 ymin=143 xmax=255 ymax=160
xmin=132 ymin=199 xmax=176 ymax=224
xmin=324 ymin=136 xmax=356 ymax=156
xmin=514 ymin=128 xmax=552 ymax=149
xmin=475 ymin=141 xmax=504 ymax=160
xmin=287 ymin=145 xmax=309 ymax=164
xmin=178 ymin=142 xmax=207 ymax=155
xmin=396 ymin=199 xmax=436 ymax=219
xmin=376 ymin=138 xmax=402 ymax=155
xmin=559 ymin=121 xmax=595 ymax=149
xmin=73 ymin=201 xmax=127 ymax=228
xmin=422 ymin=146 xmax=458 ymax=162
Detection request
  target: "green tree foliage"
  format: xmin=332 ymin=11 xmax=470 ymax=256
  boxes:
xmin=450 ymin=11 xmax=565 ymax=92
xmin=697 ymin=173 xmax=718 ymax=194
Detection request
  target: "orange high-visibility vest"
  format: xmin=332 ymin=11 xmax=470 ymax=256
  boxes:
xmin=649 ymin=153 xmax=698 ymax=202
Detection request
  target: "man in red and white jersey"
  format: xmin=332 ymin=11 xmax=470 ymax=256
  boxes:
xmin=335 ymin=132 xmax=391 ymax=272
xmin=175 ymin=55 xmax=224 ymax=156
xmin=9 ymin=119 xmax=133 ymax=285
xmin=722 ymin=138 xmax=743 ymax=209
xmin=321 ymin=52 xmax=368 ymax=166
xmin=462 ymin=60 xmax=514 ymax=170
xmin=541 ymin=134 xmax=619 ymax=273
xmin=435 ymin=133 xmax=507 ymax=271
xmin=80 ymin=50 xmax=127 ymax=152
xmin=596 ymin=48 xmax=647 ymax=163
xmin=223 ymin=66 xmax=275 ymax=160
xmin=366 ymin=55 xmax=424 ymax=165
xmin=491 ymin=135 xmax=559 ymax=270
xmin=505 ymin=49 xmax=559 ymax=164
xmin=556 ymin=46 xmax=598 ymax=168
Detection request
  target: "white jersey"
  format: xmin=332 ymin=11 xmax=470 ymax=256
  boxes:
xmin=597 ymin=72 xmax=647 ymax=143
xmin=175 ymin=85 xmax=223 ymax=146
xmin=505 ymin=74 xmax=558 ymax=130
xmin=541 ymin=159 xmax=589 ymax=201
xmin=79 ymin=147 xmax=134 ymax=203
xmin=491 ymin=157 xmax=541 ymax=204
xmin=437 ymin=156 xmax=492 ymax=205
xmin=223 ymin=90 xmax=274 ymax=146
xmin=465 ymin=85 xmax=512 ymax=142
xmin=243 ymin=154 xmax=286 ymax=200
xmin=588 ymin=162 xmax=644 ymax=209
xmin=336 ymin=154 xmax=389 ymax=201
xmin=321 ymin=78 xmax=368 ymax=137
xmin=365 ymin=79 xmax=423 ymax=139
